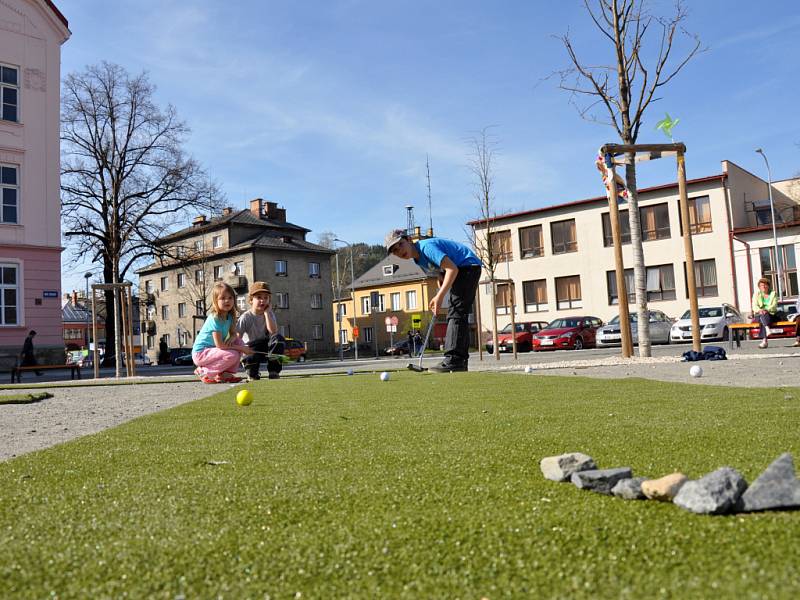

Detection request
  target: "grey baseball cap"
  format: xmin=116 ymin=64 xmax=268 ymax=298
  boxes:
xmin=384 ymin=228 xmax=406 ymax=253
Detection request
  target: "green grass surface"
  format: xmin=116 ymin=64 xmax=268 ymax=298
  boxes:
xmin=1 ymin=373 xmax=799 ymax=598
xmin=0 ymin=392 xmax=52 ymax=405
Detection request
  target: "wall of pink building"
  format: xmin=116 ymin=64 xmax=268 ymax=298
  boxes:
xmin=0 ymin=245 xmax=61 ymax=351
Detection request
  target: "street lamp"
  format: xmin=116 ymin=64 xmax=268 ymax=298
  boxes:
xmin=84 ymin=272 xmax=92 ymax=348
xmin=334 ymin=238 xmax=358 ymax=360
xmin=755 ymin=148 xmax=783 ymax=298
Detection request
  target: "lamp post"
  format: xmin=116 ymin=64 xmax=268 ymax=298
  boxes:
xmin=755 ymin=148 xmax=782 ymax=298
xmin=334 ymin=238 xmax=358 ymax=360
xmin=84 ymin=272 xmax=92 ymax=348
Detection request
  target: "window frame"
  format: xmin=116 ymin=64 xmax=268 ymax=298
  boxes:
xmin=550 ymin=219 xmax=578 ymax=255
xmin=161 ymin=305 xmax=169 ymax=320
xmin=177 ymin=273 xmax=186 ymax=288
xmin=309 ymin=262 xmax=321 ymax=278
xmin=601 ymin=210 xmax=631 ymax=247
xmin=489 ymin=229 xmax=513 ymax=262
xmin=684 ymin=259 xmax=718 ymax=298
xmin=555 ymin=275 xmax=582 ymax=310
xmin=645 ymin=264 xmax=677 ymax=302
xmin=390 ymin=292 xmax=401 ymax=311
xmin=160 ymin=276 xmax=169 ymax=291
xmin=312 ymin=324 xmax=323 ymax=340
xmin=522 ymin=279 xmax=548 ymax=312
xmin=275 ymin=259 xmax=288 ymax=277
xmin=178 ymin=302 xmax=187 ymax=318
xmin=0 ymin=63 xmax=20 ymax=123
xmin=0 ymin=163 xmax=19 ymax=224
xmin=0 ymin=263 xmax=19 ymax=326
xmin=213 ymin=265 xmax=223 ymax=281
xmin=212 ymin=235 xmax=222 ymax=249
xmin=639 ymin=203 xmax=671 ymax=241
xmin=405 ymin=290 xmax=417 ymax=310
xmin=519 ymin=225 xmax=544 ymax=259
xmin=311 ymin=293 xmax=323 ymax=309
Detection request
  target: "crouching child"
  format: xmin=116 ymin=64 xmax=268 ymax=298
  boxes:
xmin=238 ymin=281 xmax=285 ymax=380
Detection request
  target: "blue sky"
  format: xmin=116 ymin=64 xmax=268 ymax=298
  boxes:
xmin=58 ymin=0 xmax=800 ymax=293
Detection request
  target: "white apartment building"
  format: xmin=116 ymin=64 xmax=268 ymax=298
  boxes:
xmin=470 ymin=160 xmax=800 ymax=331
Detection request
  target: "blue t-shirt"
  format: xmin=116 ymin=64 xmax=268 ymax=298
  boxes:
xmin=414 ymin=238 xmax=482 ymax=272
xmin=192 ymin=314 xmax=233 ymax=354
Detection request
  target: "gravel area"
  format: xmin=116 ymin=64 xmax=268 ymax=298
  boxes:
xmin=0 ymin=381 xmax=220 ymax=462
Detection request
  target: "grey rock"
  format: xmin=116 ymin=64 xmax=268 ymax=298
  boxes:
xmin=611 ymin=477 xmax=648 ymax=500
xmin=540 ymin=452 xmax=596 ymax=482
xmin=571 ymin=467 xmax=633 ymax=495
xmin=737 ymin=453 xmax=800 ymax=513
xmin=674 ymin=467 xmax=748 ymax=515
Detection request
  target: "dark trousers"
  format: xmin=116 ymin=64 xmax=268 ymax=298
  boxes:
xmin=243 ymin=334 xmax=285 ymax=375
xmin=757 ymin=312 xmax=776 ymax=339
xmin=443 ymin=265 xmax=482 ymax=366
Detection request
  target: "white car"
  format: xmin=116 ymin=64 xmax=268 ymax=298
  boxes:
xmin=596 ymin=310 xmax=673 ymax=346
xmin=669 ymin=304 xmax=743 ymax=343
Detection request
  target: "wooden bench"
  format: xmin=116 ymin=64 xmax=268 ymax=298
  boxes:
xmin=10 ymin=363 xmax=82 ymax=383
xmin=729 ymin=321 xmax=796 ymax=349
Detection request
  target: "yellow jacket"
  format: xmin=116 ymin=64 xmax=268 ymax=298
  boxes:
xmin=752 ymin=290 xmax=777 ymax=314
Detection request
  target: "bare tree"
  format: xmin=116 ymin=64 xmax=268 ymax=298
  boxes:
xmin=61 ymin=62 xmax=222 ymax=367
xmin=556 ymin=0 xmax=703 ymax=356
xmin=467 ymin=127 xmax=502 ymax=360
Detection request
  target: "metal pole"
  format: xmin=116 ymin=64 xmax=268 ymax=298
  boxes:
xmin=119 ymin=286 xmax=131 ymax=377
xmin=84 ymin=272 xmax=91 ymax=348
xmin=335 ymin=252 xmax=343 ymax=361
xmin=91 ymin=289 xmax=99 ymax=379
xmin=756 ymin=149 xmax=782 ymax=299
xmin=677 ymin=150 xmax=702 ymax=352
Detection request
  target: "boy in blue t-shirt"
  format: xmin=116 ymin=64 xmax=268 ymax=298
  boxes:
xmin=385 ymin=229 xmax=482 ymax=372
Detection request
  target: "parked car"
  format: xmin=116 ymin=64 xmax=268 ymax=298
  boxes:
xmin=596 ymin=310 xmax=673 ymax=346
xmin=485 ymin=321 xmax=550 ymax=353
xmin=171 ymin=349 xmax=193 ymax=366
xmin=283 ymin=338 xmax=307 ymax=362
xmin=669 ymin=304 xmax=743 ymax=343
xmin=384 ymin=340 xmax=411 ymax=356
xmin=532 ymin=316 xmax=603 ymax=351
xmin=746 ymin=299 xmax=799 ymax=339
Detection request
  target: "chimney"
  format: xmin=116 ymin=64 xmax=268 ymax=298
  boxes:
xmin=72 ymin=290 xmax=78 ymax=307
xmin=265 ymin=201 xmax=287 ymax=223
xmin=414 ymin=226 xmax=421 ymax=238
xmin=222 ymin=206 xmax=233 ymax=216
xmin=250 ymin=198 xmax=264 ymax=218
xmin=427 ymin=227 xmax=434 ymax=237
xmin=192 ymin=215 xmax=207 ymax=227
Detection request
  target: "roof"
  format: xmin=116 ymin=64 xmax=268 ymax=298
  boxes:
xmin=467 ymin=174 xmax=727 ymax=227
xmin=159 ymin=209 xmax=309 ymax=243
xmin=733 ymin=219 xmax=800 ymax=236
xmin=42 ymin=0 xmax=69 ymax=27
xmin=62 ymin=302 xmax=91 ymax=323
xmin=352 ymin=255 xmax=437 ymax=289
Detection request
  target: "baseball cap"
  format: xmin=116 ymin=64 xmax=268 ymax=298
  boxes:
xmin=248 ymin=281 xmax=271 ymax=298
xmin=384 ymin=228 xmax=406 ymax=253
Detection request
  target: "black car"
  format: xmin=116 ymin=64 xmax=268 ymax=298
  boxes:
xmin=171 ymin=349 xmax=193 ymax=366
xmin=384 ymin=340 xmax=411 ymax=356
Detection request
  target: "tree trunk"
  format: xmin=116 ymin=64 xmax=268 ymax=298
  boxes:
xmin=624 ymin=159 xmax=651 ymax=357
xmin=490 ymin=279 xmax=500 ymax=360
xmin=101 ymin=264 xmax=116 ymax=368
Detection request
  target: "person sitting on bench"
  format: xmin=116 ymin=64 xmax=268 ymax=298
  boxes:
xmin=752 ymin=278 xmax=777 ymax=349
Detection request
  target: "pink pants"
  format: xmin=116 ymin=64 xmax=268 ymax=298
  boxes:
xmin=193 ymin=340 xmax=243 ymax=378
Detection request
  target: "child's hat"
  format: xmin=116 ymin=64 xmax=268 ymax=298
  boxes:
xmin=384 ymin=228 xmax=406 ymax=253
xmin=248 ymin=281 xmax=271 ymax=298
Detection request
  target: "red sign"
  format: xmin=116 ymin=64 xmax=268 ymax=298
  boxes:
xmin=390 ymin=316 xmax=399 ymax=326
xmin=352 ymin=326 xmax=359 ymax=337
xmin=384 ymin=316 xmax=392 ymax=325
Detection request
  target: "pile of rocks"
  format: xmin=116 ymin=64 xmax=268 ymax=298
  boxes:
xmin=540 ymin=452 xmax=800 ymax=515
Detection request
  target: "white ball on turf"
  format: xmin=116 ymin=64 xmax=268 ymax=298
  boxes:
xmin=380 ymin=371 xmax=390 ymax=381
xmin=689 ymin=365 xmax=703 ymax=378
xmin=524 ymin=366 xmax=533 ymax=374
xmin=346 ymin=368 xmax=354 ymax=376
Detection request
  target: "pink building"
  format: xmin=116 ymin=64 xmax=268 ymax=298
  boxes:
xmin=0 ymin=0 xmax=69 ymax=363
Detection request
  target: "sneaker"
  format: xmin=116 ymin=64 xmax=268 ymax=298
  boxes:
xmin=268 ymin=371 xmax=280 ymax=380
xmin=429 ymin=362 xmax=468 ymax=373
xmin=247 ymin=368 xmax=261 ymax=381
xmin=793 ymin=341 xmax=800 ymax=347
xmin=218 ymin=372 xmax=243 ymax=383
xmin=200 ymin=375 xmax=218 ymax=384
xmin=759 ymin=340 xmax=768 ymax=349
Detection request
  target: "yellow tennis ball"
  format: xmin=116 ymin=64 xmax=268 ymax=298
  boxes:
xmin=236 ymin=389 xmax=253 ymax=406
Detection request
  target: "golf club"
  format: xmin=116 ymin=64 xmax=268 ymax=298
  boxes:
xmin=407 ymin=315 xmax=435 ymax=372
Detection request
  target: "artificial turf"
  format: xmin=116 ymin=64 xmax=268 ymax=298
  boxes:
xmin=0 ymin=372 xmax=798 ymax=598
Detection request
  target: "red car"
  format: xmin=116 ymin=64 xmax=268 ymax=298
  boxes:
xmin=532 ymin=316 xmax=603 ymax=351
xmin=746 ymin=300 xmax=798 ymax=339
xmin=485 ymin=321 xmax=550 ymax=353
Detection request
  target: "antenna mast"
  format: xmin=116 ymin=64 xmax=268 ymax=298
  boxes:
xmin=426 ymin=154 xmax=433 ymax=235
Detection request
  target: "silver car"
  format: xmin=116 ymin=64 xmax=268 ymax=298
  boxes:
xmin=669 ymin=304 xmax=743 ymax=343
xmin=596 ymin=310 xmax=673 ymax=346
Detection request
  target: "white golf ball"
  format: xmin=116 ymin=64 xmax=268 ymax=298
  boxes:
xmin=346 ymin=369 xmax=354 ymax=376
xmin=524 ymin=366 xmax=533 ymax=374
xmin=380 ymin=371 xmax=390 ymax=382
xmin=689 ymin=365 xmax=703 ymax=378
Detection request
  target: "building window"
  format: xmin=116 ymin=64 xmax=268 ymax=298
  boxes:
xmin=275 ymin=292 xmax=289 ymax=309
xmin=177 ymin=273 xmax=186 ymax=288
xmin=194 ymin=240 xmax=203 ymax=252
xmin=685 ymin=259 xmax=718 ymax=298
xmin=178 ymin=302 xmax=186 ymax=317
xmin=551 ymin=219 xmax=577 ymax=254
xmin=146 ymin=305 xmax=156 ymax=320
xmin=640 ymin=203 xmax=671 ymax=241
xmin=689 ymin=196 xmax=712 ymax=234
xmin=195 ymin=269 xmax=203 ymax=284
xmin=212 ymin=235 xmax=222 ymax=249
xmin=759 ymin=245 xmax=798 ymax=297
xmin=490 ymin=230 xmax=512 ymax=262
xmin=279 ymin=325 xmax=290 ymax=337
xmin=161 ymin=305 xmax=169 ymax=320
xmin=234 ymin=261 xmax=244 ymax=276
xmin=601 ymin=211 xmax=631 ymax=247
xmin=147 ymin=335 xmax=154 ymax=349
xmin=339 ymin=329 xmax=348 ymax=345
xmin=519 ymin=225 xmax=544 ymax=258
xmin=160 ymin=276 xmax=169 ymax=291
xmin=495 ymin=283 xmax=512 ymax=315
xmin=195 ymin=299 xmax=204 ymax=315
xmin=236 ymin=294 xmax=247 ymax=311
xmin=163 ymin=334 xmax=170 ymax=347
xmin=213 ymin=265 xmax=223 ymax=280
xmin=275 ymin=260 xmax=288 ymax=276
xmin=145 ymin=280 xmax=154 ymax=294
xmin=646 ymin=264 xmax=677 ymax=301
xmin=555 ymin=275 xmax=582 ymax=309
xmin=361 ymin=296 xmax=371 ymax=314
xmin=1 ymin=164 xmax=19 ymax=224
xmin=176 ymin=246 xmax=187 ymax=259
xmin=390 ymin=292 xmax=401 ymax=311
xmin=309 ymin=262 xmax=320 ymax=278
xmin=312 ymin=324 xmax=323 ymax=340
xmin=311 ymin=293 xmax=322 ymax=309
xmin=338 ymin=302 xmax=347 ymax=315
xmin=383 ymin=265 xmax=395 ymax=276
xmin=364 ymin=326 xmax=374 ymax=342
xmin=606 ymin=269 xmax=635 ymax=305
xmin=406 ymin=290 xmax=417 ymax=309
xmin=375 ymin=294 xmax=385 ymax=312
xmin=1 ymin=64 xmax=19 ymax=122
xmin=522 ymin=279 xmax=548 ymax=312
xmin=0 ymin=264 xmax=18 ymax=325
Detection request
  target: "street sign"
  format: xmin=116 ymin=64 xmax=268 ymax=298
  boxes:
xmin=411 ymin=313 xmax=422 ymax=328
xmin=384 ymin=316 xmax=392 ymax=326
xmin=390 ymin=316 xmax=399 ymax=326
xmin=386 ymin=325 xmax=397 ymax=333
xmin=353 ymin=326 xmax=359 ymax=337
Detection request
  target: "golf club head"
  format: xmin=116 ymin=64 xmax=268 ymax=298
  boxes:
xmin=407 ymin=363 xmax=427 ymax=372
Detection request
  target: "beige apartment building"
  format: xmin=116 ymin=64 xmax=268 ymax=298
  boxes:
xmin=137 ymin=199 xmax=334 ymax=363
xmin=470 ymin=160 xmax=800 ymax=332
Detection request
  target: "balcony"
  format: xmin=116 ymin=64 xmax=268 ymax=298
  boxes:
xmin=228 ymin=275 xmax=248 ymax=290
